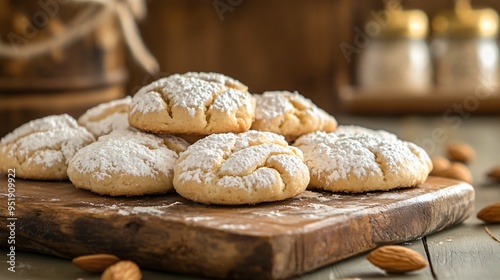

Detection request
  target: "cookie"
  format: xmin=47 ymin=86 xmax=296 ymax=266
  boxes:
xmin=294 ymin=126 xmax=432 ymax=193
xmin=0 ymin=114 xmax=95 ymax=180
xmin=68 ymin=130 xmax=189 ymax=196
xmin=183 ymin=71 xmax=248 ymax=92
xmin=129 ymin=72 xmax=255 ymax=135
xmin=78 ymin=96 xmax=132 ymax=137
xmin=251 ymin=91 xmax=337 ymax=141
xmin=334 ymin=125 xmax=397 ymax=138
xmin=173 ymin=130 xmax=310 ymax=205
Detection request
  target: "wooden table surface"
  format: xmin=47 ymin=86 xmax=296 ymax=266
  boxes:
xmin=2 ymin=115 xmax=500 ymax=280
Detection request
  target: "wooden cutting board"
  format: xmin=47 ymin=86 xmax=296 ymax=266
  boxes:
xmin=0 ymin=176 xmax=474 ymax=279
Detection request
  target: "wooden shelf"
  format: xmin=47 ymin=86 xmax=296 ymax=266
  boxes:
xmin=339 ymin=86 xmax=500 ymax=115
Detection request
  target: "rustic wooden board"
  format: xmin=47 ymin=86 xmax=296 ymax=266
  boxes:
xmin=0 ymin=176 xmax=474 ymax=279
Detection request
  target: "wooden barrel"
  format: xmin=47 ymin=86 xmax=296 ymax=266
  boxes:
xmin=0 ymin=0 xmax=127 ymax=136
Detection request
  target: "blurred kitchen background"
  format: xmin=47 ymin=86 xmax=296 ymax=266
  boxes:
xmin=2 ymin=0 xmax=500 ymax=136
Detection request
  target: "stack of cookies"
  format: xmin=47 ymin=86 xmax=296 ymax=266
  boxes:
xmin=0 ymin=72 xmax=433 ymax=205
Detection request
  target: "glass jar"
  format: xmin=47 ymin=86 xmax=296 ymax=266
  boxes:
xmin=357 ymin=1 xmax=432 ymax=92
xmin=432 ymin=0 xmax=500 ymax=89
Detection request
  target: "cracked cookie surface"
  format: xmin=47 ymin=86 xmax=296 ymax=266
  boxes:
xmin=78 ymin=96 xmax=132 ymax=137
xmin=173 ymin=130 xmax=310 ymax=205
xmin=293 ymin=126 xmax=433 ymax=193
xmin=0 ymin=114 xmax=95 ymax=180
xmin=183 ymin=71 xmax=248 ymax=92
xmin=251 ymin=91 xmax=337 ymax=142
xmin=68 ymin=130 xmax=189 ymax=196
xmin=129 ymin=72 xmax=255 ymax=135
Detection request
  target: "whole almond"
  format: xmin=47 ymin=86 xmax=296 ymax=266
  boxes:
xmin=430 ymin=156 xmax=450 ymax=176
xmin=477 ymin=202 xmax=500 ymax=223
xmin=367 ymin=245 xmax=428 ymax=273
xmin=101 ymin=260 xmax=142 ymax=280
xmin=446 ymin=142 xmax=475 ymax=164
xmin=441 ymin=162 xmax=472 ymax=183
xmin=72 ymin=254 xmax=120 ymax=273
xmin=487 ymin=166 xmax=500 ymax=180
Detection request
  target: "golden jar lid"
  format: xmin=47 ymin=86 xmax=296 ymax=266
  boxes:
xmin=367 ymin=0 xmax=429 ymax=39
xmin=432 ymin=0 xmax=499 ymax=38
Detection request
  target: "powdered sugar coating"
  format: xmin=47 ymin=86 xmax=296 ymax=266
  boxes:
xmin=254 ymin=91 xmax=330 ymax=121
xmin=174 ymin=130 xmax=310 ymax=205
xmin=294 ymin=126 xmax=432 ymax=192
xmin=69 ymin=130 xmax=178 ymax=181
xmin=1 ymin=114 xmax=80 ymax=145
xmin=30 ymin=149 xmax=63 ymax=168
xmin=130 ymin=75 xmax=223 ymax=116
xmin=12 ymin=127 xmax=94 ymax=165
xmin=216 ymin=167 xmax=279 ymax=190
xmin=129 ymin=72 xmax=255 ymax=135
xmin=334 ymin=125 xmax=397 ymax=140
xmin=255 ymin=91 xmax=299 ymax=120
xmin=251 ymin=91 xmax=337 ymax=141
xmin=299 ymin=133 xmax=381 ymax=182
xmin=100 ymin=129 xmax=190 ymax=154
xmin=0 ymin=114 xmax=95 ymax=180
xmin=78 ymin=96 xmax=132 ymax=137
xmin=183 ymin=72 xmax=248 ymax=91
xmin=211 ymin=88 xmax=253 ymax=115
xmin=130 ymin=89 xmax=165 ymax=114
xmin=68 ymin=130 xmax=188 ymax=196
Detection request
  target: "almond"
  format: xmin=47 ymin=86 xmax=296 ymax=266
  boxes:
xmin=446 ymin=142 xmax=475 ymax=164
xmin=101 ymin=260 xmax=142 ymax=280
xmin=72 ymin=254 xmax=120 ymax=273
xmin=430 ymin=156 xmax=450 ymax=176
xmin=441 ymin=162 xmax=472 ymax=183
xmin=487 ymin=166 xmax=500 ymax=180
xmin=367 ymin=245 xmax=428 ymax=273
xmin=477 ymin=202 xmax=500 ymax=223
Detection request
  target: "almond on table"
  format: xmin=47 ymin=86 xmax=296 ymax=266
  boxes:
xmin=441 ymin=162 xmax=473 ymax=184
xmin=477 ymin=202 xmax=500 ymax=223
xmin=487 ymin=166 xmax=500 ymax=181
xmin=72 ymin=254 xmax=120 ymax=273
xmin=430 ymin=156 xmax=451 ymax=176
xmin=367 ymin=245 xmax=428 ymax=273
xmin=445 ymin=141 xmax=475 ymax=164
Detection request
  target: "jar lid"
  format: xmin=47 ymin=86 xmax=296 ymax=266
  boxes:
xmin=368 ymin=0 xmax=429 ymax=39
xmin=432 ymin=0 xmax=499 ymax=38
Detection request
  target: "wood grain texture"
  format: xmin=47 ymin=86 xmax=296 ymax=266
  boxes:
xmin=129 ymin=0 xmax=338 ymax=115
xmin=339 ymin=86 xmax=500 ymax=115
xmin=424 ymin=224 xmax=500 ymax=280
xmin=125 ymin=1 xmax=500 ymax=117
xmin=423 ymin=184 xmax=500 ymax=280
xmin=0 ymin=1 xmax=127 ymax=137
xmin=297 ymin=240 xmax=433 ymax=280
xmin=0 ymin=176 xmax=473 ymax=279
